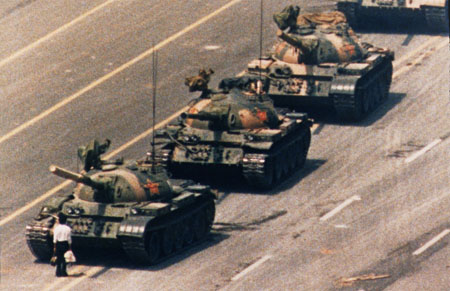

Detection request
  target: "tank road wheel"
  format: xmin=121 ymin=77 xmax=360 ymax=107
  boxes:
xmin=173 ymin=222 xmax=184 ymax=251
xmin=161 ymin=226 xmax=175 ymax=256
xmin=193 ymin=211 xmax=207 ymax=241
xmin=183 ymin=217 xmax=195 ymax=246
xmin=145 ymin=231 xmax=161 ymax=264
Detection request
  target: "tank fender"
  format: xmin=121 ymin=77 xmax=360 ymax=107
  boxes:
xmin=330 ymin=76 xmax=359 ymax=95
xmin=118 ymin=216 xmax=153 ymax=238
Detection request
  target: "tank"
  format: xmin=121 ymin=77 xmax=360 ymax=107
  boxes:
xmin=337 ymin=0 xmax=449 ymax=31
xmin=26 ymin=140 xmax=216 ymax=265
xmin=244 ymin=7 xmax=394 ymax=121
xmin=152 ymin=73 xmax=312 ymax=189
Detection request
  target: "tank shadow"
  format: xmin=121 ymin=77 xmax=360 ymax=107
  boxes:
xmin=210 ymin=158 xmax=327 ymax=198
xmin=66 ymin=232 xmax=229 ymax=271
xmin=295 ymin=92 xmax=406 ymax=127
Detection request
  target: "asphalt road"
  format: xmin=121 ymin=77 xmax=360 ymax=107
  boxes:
xmin=0 ymin=0 xmax=448 ymax=290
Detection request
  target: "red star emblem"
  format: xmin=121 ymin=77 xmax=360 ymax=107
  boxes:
xmin=143 ymin=179 xmax=160 ymax=195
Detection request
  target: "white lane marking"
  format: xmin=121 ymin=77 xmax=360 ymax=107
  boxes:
xmin=231 ymin=255 xmax=272 ymax=281
xmin=392 ymin=36 xmax=442 ymax=69
xmin=393 ymin=39 xmax=448 ymax=79
xmin=0 ymin=105 xmax=189 ymax=227
xmin=413 ymin=229 xmax=450 ymax=256
xmin=0 ymin=0 xmax=118 ymax=69
xmin=320 ymin=195 xmax=361 ymax=222
xmin=204 ymin=45 xmax=221 ymax=50
xmin=0 ymin=0 xmax=244 ymax=146
xmin=334 ymin=224 xmax=349 ymax=229
xmin=405 ymin=139 xmax=442 ymax=164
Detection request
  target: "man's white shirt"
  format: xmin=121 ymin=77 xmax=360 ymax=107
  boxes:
xmin=53 ymin=224 xmax=72 ymax=244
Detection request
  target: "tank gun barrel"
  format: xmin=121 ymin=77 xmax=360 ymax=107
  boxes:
xmin=276 ymin=30 xmax=311 ymax=54
xmin=181 ymin=111 xmax=222 ymax=121
xmin=49 ymin=165 xmax=106 ymax=190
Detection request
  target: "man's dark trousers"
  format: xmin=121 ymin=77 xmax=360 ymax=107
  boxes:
xmin=55 ymin=241 xmax=69 ymax=276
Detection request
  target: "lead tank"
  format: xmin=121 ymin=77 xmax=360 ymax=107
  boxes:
xmin=152 ymin=72 xmax=312 ymax=189
xmin=26 ymin=140 xmax=216 ymax=265
xmin=244 ymin=7 xmax=394 ymax=121
xmin=337 ymin=0 xmax=449 ymax=31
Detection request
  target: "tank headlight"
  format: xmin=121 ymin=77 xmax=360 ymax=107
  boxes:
xmin=74 ymin=208 xmax=81 ymax=215
xmin=67 ymin=207 xmax=74 ymax=214
xmin=41 ymin=207 xmax=49 ymax=213
xmin=131 ymin=208 xmax=140 ymax=215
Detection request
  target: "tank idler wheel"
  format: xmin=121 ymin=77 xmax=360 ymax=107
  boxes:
xmin=145 ymin=231 xmax=161 ymax=264
xmin=193 ymin=211 xmax=207 ymax=241
xmin=161 ymin=226 xmax=175 ymax=256
xmin=183 ymin=217 xmax=195 ymax=246
xmin=173 ymin=222 xmax=184 ymax=251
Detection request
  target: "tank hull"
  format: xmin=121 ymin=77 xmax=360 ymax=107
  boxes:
xmin=337 ymin=0 xmax=449 ymax=31
xmin=26 ymin=184 xmax=215 ymax=265
xmin=155 ymin=116 xmax=312 ymax=189
xmin=245 ymin=49 xmax=393 ymax=121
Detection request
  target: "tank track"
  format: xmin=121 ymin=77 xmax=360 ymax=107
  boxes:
xmin=26 ymin=221 xmax=53 ymax=261
xmin=423 ymin=3 xmax=449 ymax=32
xmin=337 ymin=2 xmax=359 ymax=27
xmin=119 ymin=200 xmax=214 ymax=265
xmin=242 ymin=126 xmax=311 ymax=189
xmin=333 ymin=60 xmax=393 ymax=121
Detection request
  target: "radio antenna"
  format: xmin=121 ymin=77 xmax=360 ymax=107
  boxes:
xmin=151 ymin=45 xmax=157 ymax=173
xmin=258 ymin=0 xmax=264 ymax=97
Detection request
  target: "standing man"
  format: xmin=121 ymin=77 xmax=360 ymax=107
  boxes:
xmin=53 ymin=212 xmax=72 ymax=277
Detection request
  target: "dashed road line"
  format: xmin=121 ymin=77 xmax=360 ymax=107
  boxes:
xmin=413 ymin=229 xmax=450 ymax=256
xmin=405 ymin=138 xmax=442 ymax=163
xmin=0 ymin=0 xmax=118 ymax=69
xmin=231 ymin=255 xmax=272 ymax=281
xmin=320 ymin=195 xmax=361 ymax=222
xmin=393 ymin=38 xmax=448 ymax=79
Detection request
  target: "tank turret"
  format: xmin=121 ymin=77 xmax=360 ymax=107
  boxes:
xmin=152 ymin=72 xmax=312 ymax=189
xmin=26 ymin=140 xmax=216 ymax=265
xmin=243 ymin=6 xmax=394 ymax=121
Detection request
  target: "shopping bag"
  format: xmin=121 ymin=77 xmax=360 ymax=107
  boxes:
xmin=64 ymin=250 xmax=76 ymax=263
xmin=50 ymin=256 xmax=57 ymax=266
